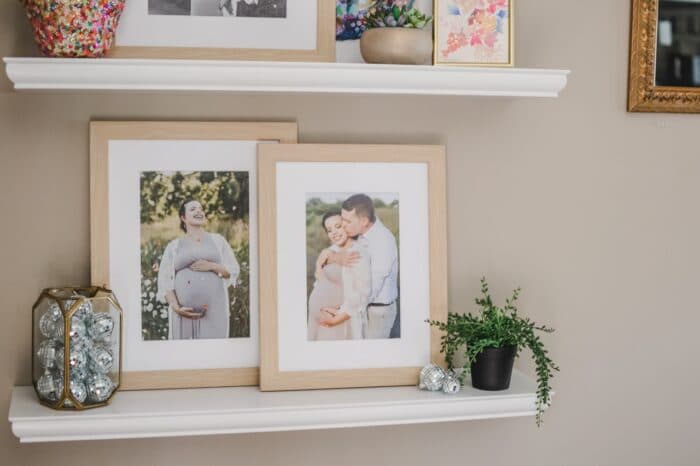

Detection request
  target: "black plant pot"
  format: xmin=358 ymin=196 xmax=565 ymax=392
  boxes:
xmin=470 ymin=345 xmax=517 ymax=391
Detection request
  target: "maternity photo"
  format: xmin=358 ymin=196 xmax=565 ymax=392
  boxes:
xmin=140 ymin=170 xmax=250 ymax=341
xmin=306 ymin=192 xmax=400 ymax=342
xmin=149 ymin=0 xmax=287 ymax=17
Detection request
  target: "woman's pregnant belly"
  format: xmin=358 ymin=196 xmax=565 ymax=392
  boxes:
xmin=174 ymin=269 xmax=222 ymax=313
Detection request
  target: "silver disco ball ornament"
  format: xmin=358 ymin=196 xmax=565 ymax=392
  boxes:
xmin=88 ymin=345 xmax=114 ymax=374
xmin=55 ymin=345 xmax=65 ymax=369
xmin=86 ymin=374 xmax=115 ymax=402
xmin=70 ymin=337 xmax=91 ymax=354
xmin=39 ymin=305 xmax=64 ymax=339
xmin=68 ymin=348 xmax=88 ymax=373
xmin=36 ymin=339 xmax=63 ymax=369
xmin=89 ymin=313 xmax=114 ymax=340
xmin=69 ymin=316 xmax=88 ymax=341
xmin=72 ymin=299 xmax=94 ymax=322
xmin=418 ymin=363 xmax=447 ymax=391
xmin=70 ymin=379 xmax=88 ymax=404
xmin=46 ymin=302 xmax=63 ymax=320
xmin=70 ymin=364 xmax=89 ymax=382
xmin=36 ymin=370 xmax=64 ymax=401
xmin=442 ymin=371 xmax=461 ymax=395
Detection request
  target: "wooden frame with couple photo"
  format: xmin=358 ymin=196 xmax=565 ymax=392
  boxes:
xmin=258 ymin=144 xmax=448 ymax=391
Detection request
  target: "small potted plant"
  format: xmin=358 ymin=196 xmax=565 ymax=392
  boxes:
xmin=428 ymin=278 xmax=559 ymax=426
xmin=360 ymin=0 xmax=433 ymax=65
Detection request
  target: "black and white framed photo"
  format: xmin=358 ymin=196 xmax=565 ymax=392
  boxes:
xmin=111 ymin=0 xmax=335 ymax=61
xmin=149 ymin=0 xmax=287 ymax=18
xmin=90 ymin=121 xmax=297 ymax=390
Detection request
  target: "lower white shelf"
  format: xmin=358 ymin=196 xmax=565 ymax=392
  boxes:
xmin=9 ymin=370 xmax=539 ymax=443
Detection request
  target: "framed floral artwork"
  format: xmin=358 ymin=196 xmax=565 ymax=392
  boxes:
xmin=258 ymin=144 xmax=448 ymax=391
xmin=336 ymin=0 xmax=371 ymax=41
xmin=434 ymin=0 xmax=513 ymax=67
xmin=110 ymin=0 xmax=335 ymax=61
xmin=90 ymin=121 xmax=297 ymax=390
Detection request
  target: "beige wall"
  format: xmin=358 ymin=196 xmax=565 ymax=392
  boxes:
xmin=2 ymin=1 xmax=699 ymax=465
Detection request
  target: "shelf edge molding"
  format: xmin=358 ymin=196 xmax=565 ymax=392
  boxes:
xmin=4 ymin=57 xmax=569 ymax=97
xmin=10 ymin=370 xmax=542 ymax=443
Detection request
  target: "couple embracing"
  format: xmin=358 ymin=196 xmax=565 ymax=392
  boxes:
xmin=308 ymin=194 xmax=399 ymax=341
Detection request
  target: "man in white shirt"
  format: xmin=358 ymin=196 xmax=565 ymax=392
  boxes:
xmin=327 ymin=194 xmax=399 ymax=339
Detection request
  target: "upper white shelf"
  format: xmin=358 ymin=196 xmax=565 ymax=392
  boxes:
xmin=3 ymin=57 xmax=569 ymax=97
xmin=10 ymin=370 xmax=541 ymax=443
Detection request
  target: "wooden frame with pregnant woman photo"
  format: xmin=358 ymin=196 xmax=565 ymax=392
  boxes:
xmin=258 ymin=144 xmax=447 ymax=391
xmin=90 ymin=121 xmax=297 ymax=390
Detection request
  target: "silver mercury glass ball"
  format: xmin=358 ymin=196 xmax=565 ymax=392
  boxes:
xmin=46 ymin=301 xmax=63 ymax=319
xmin=70 ymin=364 xmax=89 ymax=382
xmin=89 ymin=313 xmax=114 ymax=341
xmin=442 ymin=371 xmax=461 ymax=395
xmin=70 ymin=378 xmax=88 ymax=404
xmin=418 ymin=363 xmax=447 ymax=391
xmin=68 ymin=348 xmax=88 ymax=374
xmin=39 ymin=304 xmax=64 ymax=339
xmin=69 ymin=316 xmax=88 ymax=341
xmin=72 ymin=299 xmax=93 ymax=322
xmin=88 ymin=345 xmax=114 ymax=374
xmin=36 ymin=370 xmax=64 ymax=401
xmin=70 ymin=337 xmax=91 ymax=354
xmin=86 ymin=374 xmax=115 ymax=402
xmin=55 ymin=345 xmax=65 ymax=370
xmin=36 ymin=339 xmax=63 ymax=369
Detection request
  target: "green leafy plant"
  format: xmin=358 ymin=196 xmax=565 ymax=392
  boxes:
xmin=365 ymin=0 xmax=432 ymax=29
xmin=428 ymin=278 xmax=559 ymax=426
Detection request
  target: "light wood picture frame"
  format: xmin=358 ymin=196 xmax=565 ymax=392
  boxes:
xmin=109 ymin=0 xmax=335 ymax=62
xmin=433 ymin=0 xmax=514 ymax=67
xmin=628 ymin=0 xmax=700 ymax=113
xmin=258 ymin=144 xmax=448 ymax=391
xmin=90 ymin=121 xmax=298 ymax=390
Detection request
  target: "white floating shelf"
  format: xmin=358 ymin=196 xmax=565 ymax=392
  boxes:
xmin=10 ymin=370 xmax=542 ymax=443
xmin=3 ymin=57 xmax=569 ymax=97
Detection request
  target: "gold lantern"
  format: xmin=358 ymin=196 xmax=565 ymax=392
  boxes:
xmin=32 ymin=286 xmax=122 ymax=410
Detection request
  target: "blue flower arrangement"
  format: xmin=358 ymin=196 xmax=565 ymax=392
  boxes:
xmin=336 ymin=0 xmax=369 ymax=40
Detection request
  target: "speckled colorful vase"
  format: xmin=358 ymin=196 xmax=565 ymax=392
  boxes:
xmin=22 ymin=0 xmax=126 ymax=57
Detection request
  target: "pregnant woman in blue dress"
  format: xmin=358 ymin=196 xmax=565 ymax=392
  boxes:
xmin=157 ymin=199 xmax=240 ymax=340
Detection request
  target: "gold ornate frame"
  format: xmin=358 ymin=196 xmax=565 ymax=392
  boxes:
xmin=258 ymin=144 xmax=448 ymax=391
xmin=628 ymin=0 xmax=700 ymax=113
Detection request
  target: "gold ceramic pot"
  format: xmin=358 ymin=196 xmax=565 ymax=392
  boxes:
xmin=360 ymin=28 xmax=433 ymax=65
